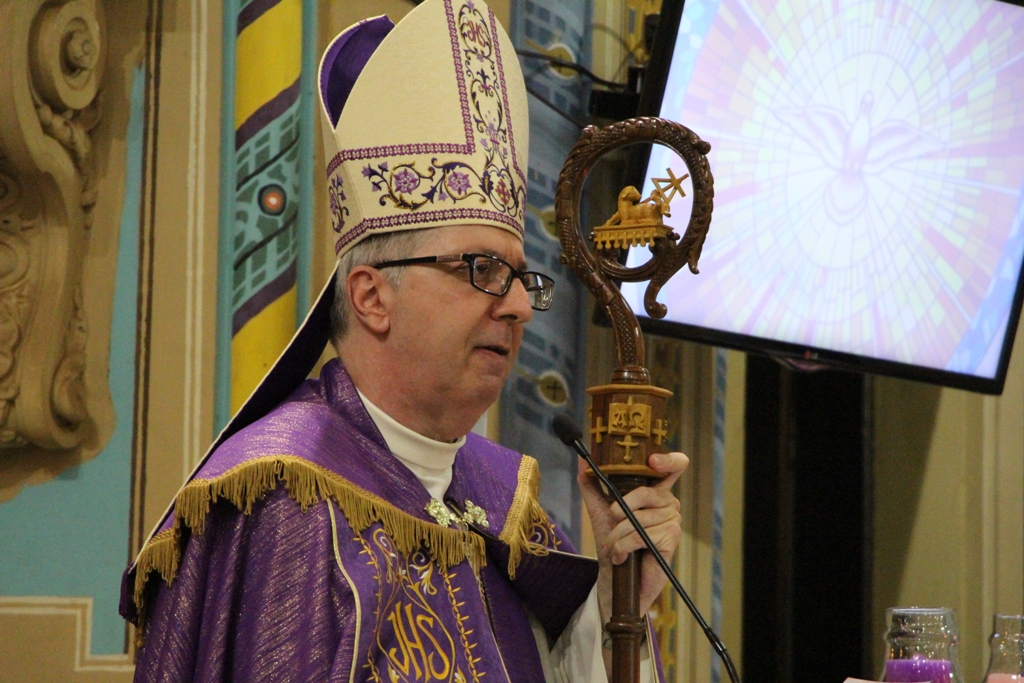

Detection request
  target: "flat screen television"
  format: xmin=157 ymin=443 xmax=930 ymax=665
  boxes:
xmin=618 ymin=0 xmax=1024 ymax=394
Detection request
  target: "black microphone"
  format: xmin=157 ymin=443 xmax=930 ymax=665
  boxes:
xmin=552 ymin=413 xmax=741 ymax=683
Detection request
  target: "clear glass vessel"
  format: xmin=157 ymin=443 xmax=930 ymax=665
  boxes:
xmin=982 ymin=615 xmax=1024 ymax=683
xmin=882 ymin=607 xmax=965 ymax=683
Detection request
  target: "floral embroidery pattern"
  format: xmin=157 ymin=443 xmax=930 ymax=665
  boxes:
xmin=328 ymin=174 xmax=349 ymax=234
xmin=326 ymin=0 xmax=528 ymax=255
xmin=335 ymin=208 xmax=523 ymax=255
xmin=448 ymin=171 xmax=470 ymax=195
xmin=362 ymin=159 xmax=505 ymax=212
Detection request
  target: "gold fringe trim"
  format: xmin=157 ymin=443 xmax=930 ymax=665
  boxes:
xmin=130 ymin=527 xmax=178 ymax=647
xmin=132 ymin=527 xmax=178 ymax=602
xmin=133 ymin=452 xmax=556 ymax=628
xmin=498 ymin=455 xmax=553 ymax=579
xmin=132 ymin=455 xmax=491 ymax=616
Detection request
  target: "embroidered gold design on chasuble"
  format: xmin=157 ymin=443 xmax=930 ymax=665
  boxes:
xmin=442 ymin=570 xmax=486 ymax=683
xmin=359 ymin=529 xmax=476 ymax=683
xmin=528 ymin=512 xmax=562 ymax=551
xmin=347 ymin=457 xmax=555 ymax=682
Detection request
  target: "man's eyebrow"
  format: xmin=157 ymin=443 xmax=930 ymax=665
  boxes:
xmin=478 ymin=249 xmax=528 ymax=270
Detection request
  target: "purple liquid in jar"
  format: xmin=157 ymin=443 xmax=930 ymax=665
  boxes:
xmin=885 ymin=656 xmax=954 ymax=683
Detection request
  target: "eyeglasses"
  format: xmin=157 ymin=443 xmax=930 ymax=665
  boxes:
xmin=374 ymin=253 xmax=555 ymax=311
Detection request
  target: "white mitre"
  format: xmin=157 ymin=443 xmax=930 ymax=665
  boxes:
xmin=319 ymin=0 xmax=530 ymax=258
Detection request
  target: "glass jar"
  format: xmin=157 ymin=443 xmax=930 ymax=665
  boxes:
xmin=982 ymin=615 xmax=1024 ymax=683
xmin=883 ymin=607 xmax=965 ymax=683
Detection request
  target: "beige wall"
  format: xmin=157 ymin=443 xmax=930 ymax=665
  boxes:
xmin=135 ymin=0 xmax=223 ymax=541
xmin=721 ymin=350 xmax=746 ymax=678
xmin=873 ymin=319 xmax=1024 ymax=681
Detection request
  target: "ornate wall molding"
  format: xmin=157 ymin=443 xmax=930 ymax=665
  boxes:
xmin=0 ymin=0 xmax=104 ymax=449
xmin=0 ymin=597 xmax=134 ymax=677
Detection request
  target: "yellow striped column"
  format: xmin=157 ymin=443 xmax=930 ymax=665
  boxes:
xmin=216 ymin=0 xmax=314 ymax=425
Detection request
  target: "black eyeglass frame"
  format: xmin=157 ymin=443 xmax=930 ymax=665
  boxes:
xmin=373 ymin=253 xmax=555 ymax=311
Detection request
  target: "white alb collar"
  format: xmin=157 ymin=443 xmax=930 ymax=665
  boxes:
xmin=357 ymin=389 xmax=464 ymax=501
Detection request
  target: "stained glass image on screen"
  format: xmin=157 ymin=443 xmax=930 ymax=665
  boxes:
xmin=621 ymin=0 xmax=1024 ymax=379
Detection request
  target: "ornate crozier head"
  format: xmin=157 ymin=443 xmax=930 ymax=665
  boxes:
xmin=318 ymin=0 xmax=529 ymax=258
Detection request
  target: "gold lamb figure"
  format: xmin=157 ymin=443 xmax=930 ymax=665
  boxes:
xmin=592 ymin=168 xmax=689 ymax=250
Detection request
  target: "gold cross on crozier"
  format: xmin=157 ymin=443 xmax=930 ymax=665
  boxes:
xmin=651 ymin=418 xmax=668 ymax=446
xmin=650 ymin=167 xmax=689 ymax=204
xmin=591 ymin=416 xmax=609 ymax=444
xmin=617 ymin=434 xmax=639 ymax=462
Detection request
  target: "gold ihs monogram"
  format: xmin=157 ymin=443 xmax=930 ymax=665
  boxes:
xmin=385 ymin=601 xmax=453 ymax=681
xmin=362 ymin=530 xmax=465 ymax=683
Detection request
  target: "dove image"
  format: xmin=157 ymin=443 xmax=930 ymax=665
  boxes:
xmin=620 ymin=0 xmax=1024 ymax=390
xmin=777 ymin=92 xmax=945 ymax=226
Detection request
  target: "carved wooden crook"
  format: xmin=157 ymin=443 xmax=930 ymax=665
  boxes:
xmin=555 ymin=116 xmax=713 ymax=683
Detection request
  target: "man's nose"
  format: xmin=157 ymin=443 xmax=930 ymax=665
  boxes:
xmin=494 ymin=276 xmax=535 ymax=323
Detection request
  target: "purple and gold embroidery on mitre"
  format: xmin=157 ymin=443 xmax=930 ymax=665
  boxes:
xmin=318 ymin=0 xmax=529 ymax=257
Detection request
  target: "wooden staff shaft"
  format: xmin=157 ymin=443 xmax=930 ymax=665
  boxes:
xmin=607 ymin=475 xmax=650 ymax=683
xmin=610 ymin=553 xmax=644 ymax=683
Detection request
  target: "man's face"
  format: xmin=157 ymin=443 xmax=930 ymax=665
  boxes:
xmin=384 ymin=224 xmax=534 ymax=439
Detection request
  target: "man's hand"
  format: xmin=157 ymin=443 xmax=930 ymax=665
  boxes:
xmin=580 ymin=451 xmax=688 ymax=621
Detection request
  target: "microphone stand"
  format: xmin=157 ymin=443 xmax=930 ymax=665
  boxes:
xmin=553 ymin=415 xmax=741 ymax=683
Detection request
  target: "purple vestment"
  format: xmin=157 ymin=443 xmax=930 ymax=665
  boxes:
xmin=121 ymin=360 xmax=598 ymax=682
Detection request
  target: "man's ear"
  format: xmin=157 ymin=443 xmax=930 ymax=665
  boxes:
xmin=346 ymin=265 xmax=392 ymax=335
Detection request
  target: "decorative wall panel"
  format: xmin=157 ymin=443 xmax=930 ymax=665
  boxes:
xmin=0 ymin=0 xmax=105 ymax=451
xmin=503 ymin=0 xmax=592 ymax=544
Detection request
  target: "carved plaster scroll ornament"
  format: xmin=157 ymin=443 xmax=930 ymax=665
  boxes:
xmin=0 ymin=0 xmax=105 ymax=449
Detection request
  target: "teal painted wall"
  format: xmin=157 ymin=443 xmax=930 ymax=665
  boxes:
xmin=0 ymin=65 xmax=145 ymax=655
